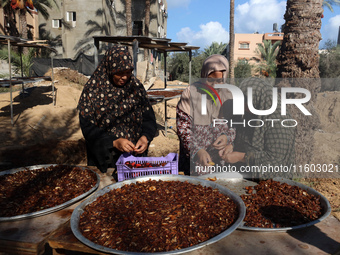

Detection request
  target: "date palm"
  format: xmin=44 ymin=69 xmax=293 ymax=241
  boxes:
xmin=276 ymin=0 xmax=323 ymax=166
xmin=256 ymin=40 xmax=281 ymax=77
xmin=323 ymin=0 xmax=340 ymax=12
xmin=229 ymin=0 xmax=235 ymax=79
xmin=144 ymin=0 xmax=150 ymax=61
xmin=0 ymin=0 xmax=58 ymax=39
xmin=203 ymin=42 xmax=228 ymax=57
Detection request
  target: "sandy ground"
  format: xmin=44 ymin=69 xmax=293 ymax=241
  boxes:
xmin=0 ymin=68 xmax=339 ymax=220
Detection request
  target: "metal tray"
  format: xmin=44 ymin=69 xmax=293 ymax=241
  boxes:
xmin=71 ymin=174 xmax=246 ymax=255
xmin=198 ymin=174 xmax=332 ymax=232
xmin=0 ymin=164 xmax=100 ymax=222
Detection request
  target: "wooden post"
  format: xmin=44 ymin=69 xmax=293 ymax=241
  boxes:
xmin=8 ymin=39 xmax=13 ymax=126
xmin=164 ymin=51 xmax=167 ymax=89
xmin=51 ymin=54 xmax=55 ymax=106
xmin=189 ymin=50 xmax=192 ymax=85
xmin=132 ymin=39 xmax=138 ymax=77
xmin=94 ymin=38 xmax=99 ymax=69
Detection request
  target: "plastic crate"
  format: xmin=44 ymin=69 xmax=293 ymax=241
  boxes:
xmin=116 ymin=153 xmax=178 ymax=181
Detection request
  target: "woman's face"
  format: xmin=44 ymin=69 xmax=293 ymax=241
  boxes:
xmin=113 ymin=70 xmax=132 ymax=86
xmin=207 ymin=71 xmax=224 ymax=85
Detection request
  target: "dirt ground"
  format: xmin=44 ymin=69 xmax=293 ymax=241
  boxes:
xmin=0 ymin=68 xmax=339 ymax=220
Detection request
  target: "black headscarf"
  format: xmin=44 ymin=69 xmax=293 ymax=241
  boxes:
xmin=77 ymin=46 xmax=152 ymax=144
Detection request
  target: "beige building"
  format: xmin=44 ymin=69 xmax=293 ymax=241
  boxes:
xmin=40 ymin=0 xmax=168 ymax=59
xmin=233 ymin=32 xmax=283 ymax=65
xmin=0 ymin=8 xmax=39 ymax=40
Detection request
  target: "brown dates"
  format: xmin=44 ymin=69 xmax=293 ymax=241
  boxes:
xmin=0 ymin=165 xmax=97 ymax=217
xmin=240 ymin=179 xmax=323 ymax=228
xmin=79 ymin=180 xmax=239 ymax=252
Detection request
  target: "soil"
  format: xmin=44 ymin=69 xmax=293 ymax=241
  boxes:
xmin=0 ymin=68 xmax=339 ymax=221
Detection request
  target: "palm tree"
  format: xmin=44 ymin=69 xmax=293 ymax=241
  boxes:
xmin=229 ymin=0 xmax=235 ymax=80
xmin=125 ymin=0 xmax=132 ymax=56
xmin=276 ymin=0 xmax=323 ymax=166
xmin=203 ymin=42 xmax=228 ymax=57
xmin=1 ymin=0 xmax=58 ymax=39
xmin=144 ymin=0 xmax=150 ymax=77
xmin=256 ymin=40 xmax=281 ymax=77
xmin=323 ymin=0 xmax=340 ymax=12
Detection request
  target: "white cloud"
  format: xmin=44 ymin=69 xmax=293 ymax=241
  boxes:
xmin=167 ymin=0 xmax=191 ymax=9
xmin=323 ymin=15 xmax=340 ymax=44
xmin=176 ymin=21 xmax=229 ymax=50
xmin=235 ymin=0 xmax=286 ymax=34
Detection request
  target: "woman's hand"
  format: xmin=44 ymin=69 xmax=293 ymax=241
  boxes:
xmin=134 ymin=135 xmax=149 ymax=154
xmin=221 ymin=151 xmax=245 ymax=164
xmin=218 ymin=144 xmax=233 ymax=158
xmin=113 ymin=138 xmax=136 ymax=153
xmin=212 ymin=134 xmax=228 ymax=150
xmin=196 ymin=149 xmax=212 ymax=166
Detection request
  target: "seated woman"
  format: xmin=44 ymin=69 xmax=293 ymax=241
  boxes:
xmin=219 ymin=77 xmax=296 ymax=180
xmin=176 ymin=54 xmax=235 ymax=175
xmin=77 ymin=46 xmax=157 ymax=174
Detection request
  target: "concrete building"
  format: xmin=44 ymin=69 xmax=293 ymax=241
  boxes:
xmin=232 ymin=32 xmax=283 ymax=65
xmin=0 ymin=8 xmax=39 ymax=40
xmin=40 ymin=0 xmax=168 ymax=59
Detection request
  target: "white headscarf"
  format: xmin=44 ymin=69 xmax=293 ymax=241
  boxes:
xmin=177 ymin=55 xmax=231 ymax=124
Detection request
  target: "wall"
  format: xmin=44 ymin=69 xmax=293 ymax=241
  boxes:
xmin=234 ymin=33 xmax=263 ymax=65
xmin=39 ymin=0 xmax=167 ymax=60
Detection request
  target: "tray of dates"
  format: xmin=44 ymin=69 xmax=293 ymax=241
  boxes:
xmin=199 ymin=174 xmax=331 ymax=232
xmin=71 ymin=174 xmax=246 ymax=254
xmin=0 ymin=164 xmax=99 ymax=222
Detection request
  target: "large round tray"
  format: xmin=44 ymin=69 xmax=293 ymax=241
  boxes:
xmin=71 ymin=174 xmax=246 ymax=255
xmin=0 ymin=164 xmax=100 ymax=222
xmin=198 ymin=174 xmax=332 ymax=232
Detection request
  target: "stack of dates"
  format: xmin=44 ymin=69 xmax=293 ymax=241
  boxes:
xmin=241 ymin=179 xmax=323 ymax=228
xmin=79 ymin=180 xmax=239 ymax=252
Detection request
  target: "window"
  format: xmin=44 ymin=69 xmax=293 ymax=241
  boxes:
xmin=239 ymin=42 xmax=250 ymax=49
xmin=66 ymin=11 xmax=76 ymax=22
xmin=52 ymin=19 xmax=61 ymax=29
xmin=66 ymin=11 xmax=76 ymax=27
xmin=132 ymin=21 xmax=143 ymax=36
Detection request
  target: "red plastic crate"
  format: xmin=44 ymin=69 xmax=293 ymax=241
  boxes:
xmin=116 ymin=153 xmax=178 ymax=181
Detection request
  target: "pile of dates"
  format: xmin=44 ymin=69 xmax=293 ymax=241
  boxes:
xmin=241 ymin=179 xmax=323 ymax=228
xmin=79 ymin=180 xmax=239 ymax=252
xmin=124 ymin=161 xmax=167 ymax=168
xmin=0 ymin=165 xmax=97 ymax=217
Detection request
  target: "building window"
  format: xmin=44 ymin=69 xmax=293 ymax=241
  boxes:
xmin=67 ymin=11 xmax=76 ymax=27
xmin=66 ymin=11 xmax=76 ymax=22
xmin=132 ymin=21 xmax=143 ymax=36
xmin=239 ymin=42 xmax=250 ymax=49
xmin=52 ymin=19 xmax=61 ymax=28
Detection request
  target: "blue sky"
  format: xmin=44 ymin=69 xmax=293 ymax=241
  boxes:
xmin=166 ymin=0 xmax=340 ymax=50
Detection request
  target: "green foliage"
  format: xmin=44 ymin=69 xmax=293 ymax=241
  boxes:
xmin=168 ymin=52 xmax=205 ymax=83
xmin=168 ymin=42 xmax=230 ymax=83
xmin=319 ymin=40 xmax=340 ymax=91
xmin=322 ymin=0 xmax=340 ymax=12
xmin=255 ymin=40 xmax=281 ymax=78
xmin=203 ymin=42 xmax=228 ymax=58
xmin=234 ymin=59 xmax=252 ymax=84
xmin=0 ymin=47 xmax=35 ymax=77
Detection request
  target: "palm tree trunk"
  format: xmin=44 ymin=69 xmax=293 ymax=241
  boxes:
xmin=276 ymin=0 xmax=323 ymax=167
xmin=144 ymin=0 xmax=150 ymax=76
xmin=229 ymin=0 xmax=235 ymax=80
xmin=19 ymin=8 xmax=28 ymax=39
xmin=125 ymin=0 xmax=133 ymax=56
